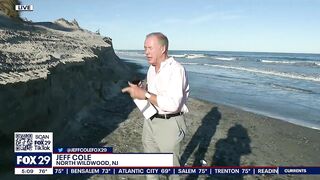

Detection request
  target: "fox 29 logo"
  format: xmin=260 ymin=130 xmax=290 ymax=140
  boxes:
xmin=15 ymin=153 xmax=52 ymax=167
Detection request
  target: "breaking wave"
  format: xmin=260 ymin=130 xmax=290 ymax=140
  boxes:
xmin=260 ymin=59 xmax=320 ymax=67
xmin=182 ymin=62 xmax=320 ymax=82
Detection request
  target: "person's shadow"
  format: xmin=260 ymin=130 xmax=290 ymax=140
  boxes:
xmin=208 ymin=124 xmax=251 ymax=180
xmin=180 ymin=107 xmax=221 ymax=179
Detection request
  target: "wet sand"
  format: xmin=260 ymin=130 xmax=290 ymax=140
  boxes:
xmin=91 ymin=97 xmax=320 ymax=180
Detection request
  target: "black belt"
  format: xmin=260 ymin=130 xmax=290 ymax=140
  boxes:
xmin=150 ymin=112 xmax=183 ymax=120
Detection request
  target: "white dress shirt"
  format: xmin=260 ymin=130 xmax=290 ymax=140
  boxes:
xmin=147 ymin=57 xmax=189 ymax=114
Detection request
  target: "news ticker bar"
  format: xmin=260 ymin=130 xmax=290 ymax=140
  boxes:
xmin=15 ymin=167 xmax=320 ymax=175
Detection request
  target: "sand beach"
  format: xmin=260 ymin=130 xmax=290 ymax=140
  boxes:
xmin=0 ymin=14 xmax=319 ymax=180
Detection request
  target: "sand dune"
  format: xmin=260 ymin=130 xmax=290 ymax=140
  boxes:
xmin=0 ymin=16 xmax=134 ymax=179
xmin=0 ymin=15 xmax=109 ymax=84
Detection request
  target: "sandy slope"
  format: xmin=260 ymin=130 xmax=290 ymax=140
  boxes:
xmin=0 ymin=15 xmax=133 ymax=180
xmin=0 ymin=15 xmax=109 ymax=84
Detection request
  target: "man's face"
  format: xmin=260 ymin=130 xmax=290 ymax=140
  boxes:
xmin=144 ymin=36 xmax=164 ymax=66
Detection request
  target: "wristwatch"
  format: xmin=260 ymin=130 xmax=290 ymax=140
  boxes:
xmin=145 ymin=92 xmax=151 ymax=100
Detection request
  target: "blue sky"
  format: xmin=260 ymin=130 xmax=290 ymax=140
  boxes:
xmin=21 ymin=0 xmax=320 ymax=53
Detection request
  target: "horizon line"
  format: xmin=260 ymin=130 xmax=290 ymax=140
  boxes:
xmin=115 ymin=49 xmax=320 ymax=55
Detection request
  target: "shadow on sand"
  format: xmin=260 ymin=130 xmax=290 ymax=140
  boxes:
xmin=181 ymin=107 xmax=221 ymax=179
xmin=207 ymin=124 xmax=251 ymax=180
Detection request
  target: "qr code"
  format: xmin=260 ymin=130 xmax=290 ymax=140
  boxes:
xmin=15 ymin=133 xmax=33 ymax=151
xmin=14 ymin=132 xmax=53 ymax=152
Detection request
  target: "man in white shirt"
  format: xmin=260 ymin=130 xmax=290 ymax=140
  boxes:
xmin=122 ymin=32 xmax=189 ymax=173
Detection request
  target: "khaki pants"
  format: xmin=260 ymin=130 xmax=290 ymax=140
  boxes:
xmin=142 ymin=115 xmax=187 ymax=180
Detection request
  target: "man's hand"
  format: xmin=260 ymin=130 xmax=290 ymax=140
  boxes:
xmin=121 ymin=82 xmax=147 ymax=100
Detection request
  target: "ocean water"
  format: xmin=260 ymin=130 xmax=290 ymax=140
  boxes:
xmin=116 ymin=50 xmax=320 ymax=130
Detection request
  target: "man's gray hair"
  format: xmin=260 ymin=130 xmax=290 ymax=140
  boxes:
xmin=146 ymin=32 xmax=169 ymax=52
